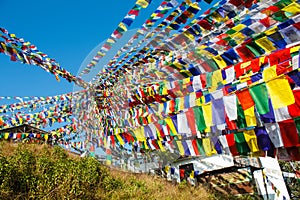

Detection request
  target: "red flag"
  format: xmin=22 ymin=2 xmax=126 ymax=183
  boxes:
xmin=295 ymin=170 xmax=300 ymax=182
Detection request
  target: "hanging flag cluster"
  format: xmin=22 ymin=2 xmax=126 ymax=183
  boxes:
xmin=0 ymin=27 xmax=88 ymax=88
xmin=93 ymin=0 xmax=201 ymax=84
xmin=91 ymin=0 xmax=179 ymax=82
xmin=0 ymin=132 xmax=51 ymax=143
xmin=2 ymin=0 xmax=300 ymax=162
xmin=0 ymin=91 xmax=90 ymax=153
xmin=0 ymin=96 xmax=72 ymax=129
xmin=84 ymin=0 xmax=300 ymax=162
xmin=0 ymin=93 xmax=73 ymax=113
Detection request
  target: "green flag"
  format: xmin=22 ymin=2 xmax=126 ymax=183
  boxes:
xmin=236 ymin=102 xmax=247 ymax=129
xmin=249 ymin=83 xmax=270 ymax=115
xmin=193 ymin=106 xmax=207 ymax=132
xmin=234 ymin=132 xmax=250 ymax=155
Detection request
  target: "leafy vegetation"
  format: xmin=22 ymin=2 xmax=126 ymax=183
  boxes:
xmin=0 ymin=142 xmax=212 ymax=199
xmin=279 ymin=161 xmax=300 ymax=199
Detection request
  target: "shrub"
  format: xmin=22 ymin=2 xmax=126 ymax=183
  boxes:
xmin=0 ymin=142 xmax=214 ymax=200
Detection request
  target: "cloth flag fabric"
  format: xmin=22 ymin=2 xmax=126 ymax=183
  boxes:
xmin=266 ymin=76 xmax=295 ymax=109
xmin=177 ymin=112 xmax=191 ymax=135
xmin=223 ymin=94 xmax=237 ymax=121
xmin=265 ymin=123 xmax=284 ymax=148
xmin=212 ymin=98 xmax=225 ymax=125
xmin=202 ymin=103 xmax=213 ymax=128
xmin=249 ymin=83 xmax=270 ymax=115
xmin=244 ymin=106 xmax=257 ymax=127
xmin=243 ymin=130 xmax=260 ymax=153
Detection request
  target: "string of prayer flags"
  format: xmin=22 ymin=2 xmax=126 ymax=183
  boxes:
xmin=106 ymin=0 xmax=177 ymax=69
xmin=16 ymin=0 xmax=300 ymax=162
xmin=93 ymin=0 xmax=189 ymax=83
xmin=0 ymin=27 xmax=88 ymax=88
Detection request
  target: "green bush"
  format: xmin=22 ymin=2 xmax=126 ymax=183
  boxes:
xmin=0 ymin=143 xmax=114 ymax=199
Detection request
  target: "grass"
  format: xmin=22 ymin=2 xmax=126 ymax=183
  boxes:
xmin=108 ymin=169 xmax=212 ymax=200
xmin=0 ymin=142 xmax=260 ymax=200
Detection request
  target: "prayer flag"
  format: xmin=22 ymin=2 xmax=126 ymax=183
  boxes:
xmin=249 ymin=83 xmax=270 ymax=115
xmin=266 ymin=76 xmax=295 ymax=109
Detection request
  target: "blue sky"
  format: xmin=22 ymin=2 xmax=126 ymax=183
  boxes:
xmin=0 ymin=0 xmax=163 ymax=97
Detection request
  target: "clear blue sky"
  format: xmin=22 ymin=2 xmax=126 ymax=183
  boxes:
xmin=0 ymin=0 xmax=163 ymax=97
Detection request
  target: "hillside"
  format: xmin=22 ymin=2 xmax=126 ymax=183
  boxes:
xmin=0 ymin=142 xmax=261 ymax=199
xmin=0 ymin=142 xmax=218 ymax=200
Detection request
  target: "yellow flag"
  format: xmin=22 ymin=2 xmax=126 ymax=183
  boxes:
xmin=165 ymin=118 xmax=178 ymax=136
xmin=157 ymin=140 xmax=166 ymax=152
xmin=265 ymin=26 xmax=278 ymax=36
xmin=291 ymin=45 xmax=300 ymax=54
xmin=232 ymin=24 xmax=246 ymax=32
xmin=202 ymin=103 xmax=213 ymax=127
xmin=158 ymin=103 xmax=164 ymax=113
xmin=212 ymin=12 xmax=223 ymax=22
xmin=161 ymin=86 xmax=168 ymax=95
xmin=136 ymin=0 xmax=150 ymax=8
xmin=202 ymin=138 xmax=217 ymax=156
xmin=118 ymin=22 xmax=128 ymax=32
xmin=243 ymin=130 xmax=259 ymax=153
xmin=9 ymin=33 xmax=16 ymax=38
xmin=196 ymin=98 xmax=202 ymax=106
xmin=147 ymin=114 xmax=153 ymax=123
xmin=244 ymin=106 xmax=257 ymax=127
xmin=116 ymin=134 xmax=125 ymax=146
xmin=183 ymin=77 xmax=190 ymax=86
xmin=191 ymin=2 xmax=200 ymax=11
xmin=231 ymin=32 xmax=247 ymax=45
xmin=173 ymin=61 xmax=183 ymax=70
xmin=178 ymin=97 xmax=185 ymax=111
xmin=266 ymin=76 xmax=295 ymax=109
xmin=186 ymin=0 xmax=193 ymax=5
xmin=97 ymin=51 xmax=105 ymax=56
xmin=184 ymin=32 xmax=195 ymax=40
xmin=211 ymin=69 xmax=223 ymax=88
xmin=282 ymin=2 xmax=300 ymax=15
xmin=176 ymin=141 xmax=185 ymax=156
xmin=107 ymin=38 xmax=116 ymax=44
xmin=191 ymin=19 xmax=198 ymax=24
xmin=165 ymin=165 xmax=170 ymax=173
xmin=143 ymin=140 xmax=149 ymax=150
xmin=190 ymin=170 xmax=194 ymax=178
xmin=263 ymin=65 xmax=277 ymax=82
xmin=180 ymin=69 xmax=192 ymax=77
xmin=255 ymin=36 xmax=277 ymax=53
xmin=212 ymin=55 xmax=227 ymax=69
xmin=134 ymin=127 xmax=145 ymax=141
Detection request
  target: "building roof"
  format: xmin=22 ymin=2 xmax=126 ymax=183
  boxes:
xmin=0 ymin=124 xmax=49 ymax=135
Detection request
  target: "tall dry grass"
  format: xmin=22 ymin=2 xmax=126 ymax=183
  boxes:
xmin=0 ymin=142 xmax=224 ymax=200
xmin=107 ymin=169 xmax=212 ymax=200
